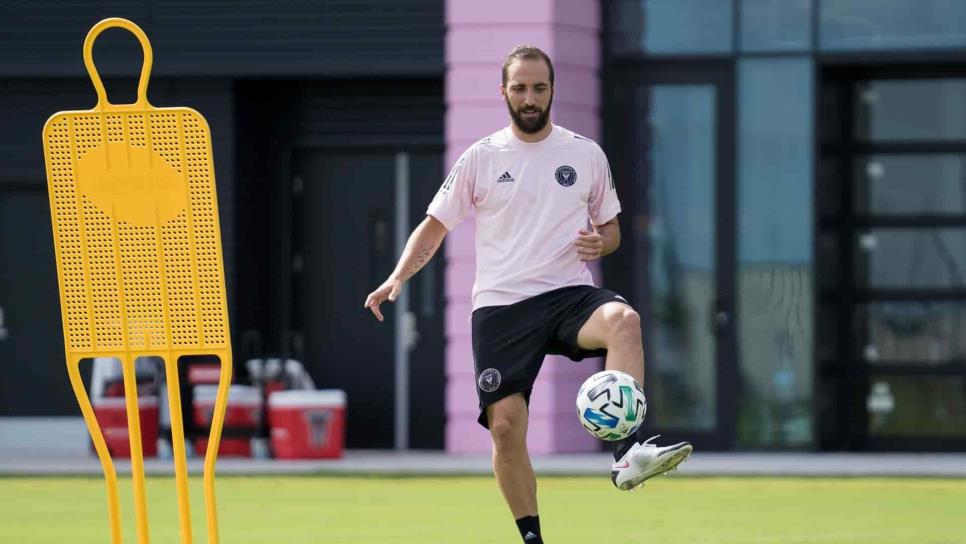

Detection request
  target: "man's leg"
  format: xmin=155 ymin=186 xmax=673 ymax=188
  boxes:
xmin=486 ymin=393 xmax=543 ymax=542
xmin=575 ymin=301 xmax=644 ymax=383
xmin=575 ymin=300 xmax=692 ymax=490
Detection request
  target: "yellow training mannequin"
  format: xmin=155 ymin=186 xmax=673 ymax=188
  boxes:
xmin=41 ymin=17 xmax=232 ymax=544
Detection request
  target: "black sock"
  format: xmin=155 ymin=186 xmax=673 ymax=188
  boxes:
xmin=515 ymin=515 xmax=543 ymax=543
xmin=612 ymin=427 xmax=648 ymax=461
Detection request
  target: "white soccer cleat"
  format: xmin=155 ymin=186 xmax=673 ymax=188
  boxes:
xmin=611 ymin=435 xmax=692 ymax=491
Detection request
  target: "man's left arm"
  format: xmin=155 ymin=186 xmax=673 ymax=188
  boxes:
xmin=579 ymin=144 xmax=622 ymax=262
xmin=575 ymin=217 xmax=620 ymax=262
xmin=596 ymin=217 xmax=621 ymax=256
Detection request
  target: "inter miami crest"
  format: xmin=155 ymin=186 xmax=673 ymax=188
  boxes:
xmin=478 ymin=368 xmax=501 ymax=393
xmin=304 ymin=410 xmax=332 ymax=447
xmin=555 ymin=165 xmax=577 ymax=187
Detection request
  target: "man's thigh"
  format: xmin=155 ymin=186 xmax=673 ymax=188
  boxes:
xmin=575 ymin=300 xmax=635 ymax=351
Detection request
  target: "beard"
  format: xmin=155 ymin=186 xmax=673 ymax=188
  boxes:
xmin=506 ymin=94 xmax=553 ymax=134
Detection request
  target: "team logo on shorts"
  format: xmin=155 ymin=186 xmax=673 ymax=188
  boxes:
xmin=478 ymin=368 xmax=502 ymax=393
xmin=555 ymin=165 xmax=577 ymax=187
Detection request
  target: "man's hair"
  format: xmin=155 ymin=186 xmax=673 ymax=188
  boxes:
xmin=501 ymin=45 xmax=554 ymax=87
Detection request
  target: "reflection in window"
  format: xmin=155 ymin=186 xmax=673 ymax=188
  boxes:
xmin=867 ymin=376 xmax=966 ymax=437
xmin=741 ymin=0 xmax=811 ymax=52
xmin=855 ymin=79 xmax=966 ymax=142
xmin=821 ymin=0 xmax=966 ymax=51
xmin=857 ymin=229 xmax=966 ymax=289
xmin=737 ymin=58 xmax=814 ymax=447
xmin=859 ymin=302 xmax=966 ymax=363
xmin=644 ymin=85 xmax=716 ymax=430
xmin=644 ymin=0 xmax=732 ymax=53
xmin=608 ymin=0 xmax=732 ymax=55
xmin=856 ymin=155 xmax=966 ymax=215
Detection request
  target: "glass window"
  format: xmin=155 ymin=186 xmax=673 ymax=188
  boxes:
xmin=821 ymin=0 xmax=966 ymax=51
xmin=644 ymin=85 xmax=717 ymax=431
xmin=741 ymin=0 xmax=812 ymax=52
xmin=867 ymin=376 xmax=966 ymax=437
xmin=855 ymin=155 xmax=966 ymax=215
xmin=857 ymin=229 xmax=966 ymax=289
xmin=608 ymin=0 xmax=733 ymax=55
xmin=855 ymin=79 xmax=966 ymax=142
xmin=736 ymin=58 xmax=814 ymax=447
xmin=645 ymin=0 xmax=732 ymax=53
xmin=857 ymin=302 xmax=966 ymax=363
xmin=739 ymin=59 xmax=814 ymax=264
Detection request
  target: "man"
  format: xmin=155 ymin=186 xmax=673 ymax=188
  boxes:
xmin=364 ymin=45 xmax=692 ymax=544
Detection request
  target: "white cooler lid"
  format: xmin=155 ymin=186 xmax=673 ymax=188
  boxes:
xmin=92 ymin=396 xmax=158 ymax=408
xmin=268 ymin=389 xmax=346 ymax=408
xmin=194 ymin=384 xmax=261 ymax=404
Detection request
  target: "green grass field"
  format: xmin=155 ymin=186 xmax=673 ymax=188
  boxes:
xmin=1 ymin=476 xmax=964 ymax=543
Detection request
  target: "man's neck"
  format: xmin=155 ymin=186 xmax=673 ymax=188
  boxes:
xmin=510 ymin=122 xmax=553 ymax=143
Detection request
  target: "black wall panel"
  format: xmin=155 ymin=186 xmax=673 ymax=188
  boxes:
xmin=0 ymin=78 xmax=235 ymax=301
xmin=0 ymin=2 xmax=446 ymax=443
xmin=233 ymin=79 xmax=444 ymax=342
xmin=0 ymin=1 xmax=444 ymax=77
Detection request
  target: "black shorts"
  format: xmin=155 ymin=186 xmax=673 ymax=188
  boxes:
xmin=471 ymin=285 xmax=632 ymax=428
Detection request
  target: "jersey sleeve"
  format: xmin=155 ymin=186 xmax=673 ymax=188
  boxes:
xmin=427 ymin=145 xmax=476 ymax=230
xmin=588 ymin=145 xmax=621 ymax=226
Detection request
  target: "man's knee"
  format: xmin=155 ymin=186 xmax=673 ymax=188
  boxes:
xmin=487 ymin=396 xmax=527 ymax=451
xmin=604 ymin=305 xmax=641 ymax=344
xmin=489 ymin=417 xmax=522 ymax=446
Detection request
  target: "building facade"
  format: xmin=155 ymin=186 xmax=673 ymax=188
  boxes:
xmin=601 ymin=0 xmax=966 ymax=451
xmin=1 ymin=0 xmax=964 ymax=452
xmin=0 ymin=0 xmax=448 ymax=450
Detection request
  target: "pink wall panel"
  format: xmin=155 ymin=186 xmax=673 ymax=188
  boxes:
xmin=551 ymin=0 xmax=600 ymax=29
xmin=447 ymin=0 xmax=555 ymax=26
xmin=444 ymin=0 xmax=602 ymax=453
xmin=444 ymin=260 xmax=476 ymax=298
xmin=445 ymin=338 xmax=474 ymax=375
xmin=446 ymin=27 xmax=555 ymax=65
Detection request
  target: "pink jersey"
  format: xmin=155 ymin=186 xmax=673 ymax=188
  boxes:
xmin=428 ymin=125 xmax=621 ymax=309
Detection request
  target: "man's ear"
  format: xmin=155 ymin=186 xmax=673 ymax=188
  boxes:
xmin=499 ymin=84 xmax=507 ymax=100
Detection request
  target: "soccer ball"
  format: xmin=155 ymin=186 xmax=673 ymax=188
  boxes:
xmin=575 ymin=370 xmax=647 ymax=441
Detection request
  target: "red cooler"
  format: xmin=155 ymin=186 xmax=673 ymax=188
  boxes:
xmin=269 ymin=390 xmax=346 ymax=459
xmin=92 ymin=396 xmax=159 ymax=458
xmin=192 ymin=385 xmax=261 ymax=456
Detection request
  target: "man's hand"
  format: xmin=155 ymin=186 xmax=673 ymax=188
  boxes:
xmin=364 ymin=277 xmax=402 ymax=322
xmin=362 ymin=216 xmax=448 ymax=322
xmin=575 ymin=228 xmax=605 ymax=262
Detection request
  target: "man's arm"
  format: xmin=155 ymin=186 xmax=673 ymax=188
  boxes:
xmin=575 ymin=217 xmax=620 ymax=262
xmin=363 ymin=215 xmax=449 ymax=321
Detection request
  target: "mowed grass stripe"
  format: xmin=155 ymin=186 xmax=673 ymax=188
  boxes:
xmin=1 ymin=476 xmax=963 ymax=543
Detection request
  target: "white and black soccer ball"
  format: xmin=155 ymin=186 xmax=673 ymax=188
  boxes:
xmin=575 ymin=370 xmax=647 ymax=441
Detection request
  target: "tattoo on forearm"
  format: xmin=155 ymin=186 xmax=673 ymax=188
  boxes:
xmin=407 ymin=243 xmax=438 ymax=277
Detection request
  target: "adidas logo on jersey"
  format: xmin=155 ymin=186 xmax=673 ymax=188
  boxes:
xmin=497 ymin=171 xmax=514 ymax=183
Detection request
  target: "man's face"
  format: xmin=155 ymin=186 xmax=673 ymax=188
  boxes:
xmin=501 ymin=59 xmax=553 ymax=134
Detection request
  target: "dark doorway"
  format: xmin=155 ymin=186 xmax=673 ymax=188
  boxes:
xmin=0 ymin=188 xmax=72 ymax=415
xmin=293 ymin=148 xmax=445 ymax=449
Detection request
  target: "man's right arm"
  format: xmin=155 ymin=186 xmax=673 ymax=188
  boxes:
xmin=363 ymin=215 xmax=449 ymax=322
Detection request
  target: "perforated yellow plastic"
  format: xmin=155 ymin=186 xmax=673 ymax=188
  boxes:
xmin=42 ymin=17 xmax=232 ymax=544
